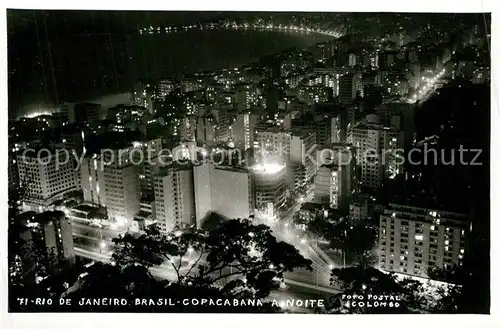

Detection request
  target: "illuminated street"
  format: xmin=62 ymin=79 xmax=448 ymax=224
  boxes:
xmin=407 ymin=68 xmax=447 ymax=104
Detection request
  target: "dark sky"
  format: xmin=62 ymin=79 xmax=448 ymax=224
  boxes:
xmin=7 ymin=10 xmax=226 ymax=35
xmin=7 ymin=10 xmax=333 ymax=117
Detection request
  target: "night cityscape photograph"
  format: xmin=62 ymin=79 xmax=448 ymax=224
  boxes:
xmin=6 ymin=9 xmax=492 ymax=315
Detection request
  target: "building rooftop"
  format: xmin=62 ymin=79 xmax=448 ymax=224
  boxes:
xmin=73 ymin=204 xmax=96 ymax=213
xmin=34 ymin=211 xmax=66 ymax=224
xmin=300 ymin=202 xmax=325 ymax=212
xmin=251 ymin=162 xmax=285 ymax=175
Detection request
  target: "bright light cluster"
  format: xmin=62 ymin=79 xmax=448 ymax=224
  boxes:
xmin=408 ymin=68 xmax=446 ymax=103
xmin=23 ymin=110 xmax=53 ymax=119
xmin=251 ymin=162 xmax=285 ymax=175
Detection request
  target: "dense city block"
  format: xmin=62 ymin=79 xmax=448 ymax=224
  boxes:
xmin=7 ymin=11 xmax=490 ymax=314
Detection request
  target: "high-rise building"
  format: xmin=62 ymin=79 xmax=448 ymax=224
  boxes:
xmin=73 ymin=103 xmax=101 ymax=126
xmin=378 ymin=204 xmax=470 ymax=280
xmin=290 ymin=129 xmax=317 ymax=185
xmin=254 ymin=128 xmax=291 ymax=160
xmin=130 ymin=138 xmax=163 ymax=198
xmin=314 ymin=164 xmax=337 ymax=205
xmin=60 ymin=102 xmax=101 ymax=126
xmin=193 ymin=163 xmax=253 ymax=227
xmin=314 ymin=164 xmax=343 ymax=210
xmin=350 ymin=194 xmax=369 ymax=220
xmin=154 ymin=166 xmax=196 ymax=233
xmin=61 ymin=126 xmax=85 ymax=155
xmin=255 ymin=127 xmax=317 ymax=190
xmin=296 ymin=85 xmax=331 ymax=105
xmin=132 ymin=82 xmax=153 ymax=114
xmin=88 ymin=147 xmax=142 ymax=226
xmin=102 ymin=163 xmax=141 ymax=226
xmin=215 ymin=106 xmax=231 ymax=143
xmin=80 ymin=156 xmax=105 ymax=205
xmin=251 ymin=162 xmax=287 ymax=216
xmin=315 ymin=144 xmax=356 ymax=212
xmin=231 ymin=112 xmax=258 ymax=151
xmin=338 ymin=74 xmax=358 ymax=104
xmin=196 ymin=114 xmax=217 ymax=145
xmin=347 ymin=115 xmax=403 ymax=189
xmin=158 ymin=79 xmax=176 ymax=100
xmin=25 ymin=211 xmax=75 ymax=265
xmin=313 ymin=114 xmax=342 ymax=146
xmin=17 ymin=148 xmax=78 ymax=211
xmin=179 ymin=116 xmax=197 ymax=142
xmin=234 ymin=84 xmax=258 ymax=111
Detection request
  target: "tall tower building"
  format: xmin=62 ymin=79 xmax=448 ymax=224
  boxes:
xmin=73 ymin=103 xmax=101 ymax=127
xmin=102 ymin=163 xmax=141 ymax=226
xmin=347 ymin=115 xmax=403 ymax=189
xmin=179 ymin=116 xmax=197 ymax=142
xmin=80 ymin=156 xmax=105 ymax=206
xmin=251 ymin=162 xmax=287 ymax=217
xmin=290 ymin=129 xmax=317 ymax=185
xmin=231 ymin=112 xmax=258 ymax=151
xmin=212 ymin=105 xmax=231 ymax=143
xmin=315 ymin=144 xmax=356 ymax=212
xmin=154 ymin=166 xmax=196 ymax=234
xmin=94 ymin=147 xmax=142 ymax=226
xmin=338 ymin=74 xmax=357 ymax=104
xmin=193 ymin=163 xmax=253 ymax=227
xmin=196 ymin=114 xmax=217 ymax=145
xmin=314 ymin=164 xmax=342 ymax=209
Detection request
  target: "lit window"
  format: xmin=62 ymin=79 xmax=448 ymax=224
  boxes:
xmin=415 ymin=234 xmax=424 ymax=241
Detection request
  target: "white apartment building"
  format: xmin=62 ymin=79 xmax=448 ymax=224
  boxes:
xmin=102 ymin=164 xmax=141 ymax=226
xmin=193 ymin=163 xmax=253 ymax=227
xmin=154 ymin=166 xmax=196 ymax=234
xmin=379 ymin=204 xmax=470 ymax=280
xmin=80 ymin=148 xmax=141 ymax=226
xmin=80 ymin=156 xmax=105 ymax=205
xmin=17 ymin=150 xmax=78 ymax=211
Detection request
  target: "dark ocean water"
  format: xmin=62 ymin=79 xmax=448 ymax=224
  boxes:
xmin=9 ymin=29 xmax=332 ymax=117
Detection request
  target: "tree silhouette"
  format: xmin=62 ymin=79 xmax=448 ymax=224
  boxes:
xmin=322 ymin=265 xmax=469 ymax=314
xmin=112 ymin=219 xmax=312 ymax=288
xmin=305 ymin=216 xmax=377 ymax=264
xmin=59 ymin=218 xmax=313 ymax=312
xmin=324 ymin=266 xmax=427 ymax=314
